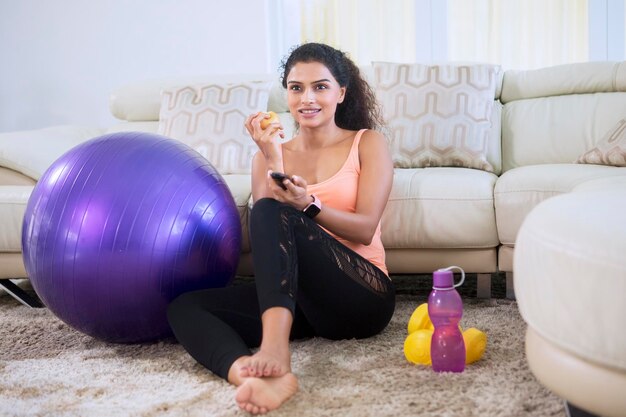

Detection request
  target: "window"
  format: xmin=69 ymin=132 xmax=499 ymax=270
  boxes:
xmin=282 ymin=0 xmax=625 ymax=69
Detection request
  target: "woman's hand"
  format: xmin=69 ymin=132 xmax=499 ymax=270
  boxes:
xmin=267 ymin=171 xmax=312 ymax=211
xmin=245 ymin=112 xmax=284 ymax=168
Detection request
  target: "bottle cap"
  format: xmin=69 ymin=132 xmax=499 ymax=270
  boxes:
xmin=433 ymin=266 xmax=465 ymax=290
xmin=433 ymin=269 xmax=454 ymax=288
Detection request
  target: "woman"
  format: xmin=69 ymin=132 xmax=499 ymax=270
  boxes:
xmin=167 ymin=42 xmax=395 ymax=415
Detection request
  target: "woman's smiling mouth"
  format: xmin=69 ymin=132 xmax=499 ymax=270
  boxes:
xmin=299 ymin=108 xmax=321 ymax=115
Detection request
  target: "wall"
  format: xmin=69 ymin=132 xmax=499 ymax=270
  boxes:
xmin=0 ymin=0 xmax=274 ymax=132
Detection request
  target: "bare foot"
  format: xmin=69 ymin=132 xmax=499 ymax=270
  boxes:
xmin=235 ymin=373 xmax=298 ymax=415
xmin=240 ymin=349 xmax=290 ymax=378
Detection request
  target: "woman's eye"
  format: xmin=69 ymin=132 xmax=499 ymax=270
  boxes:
xmin=289 ymin=85 xmax=301 ymax=91
xmin=316 ymin=84 xmax=328 ymax=90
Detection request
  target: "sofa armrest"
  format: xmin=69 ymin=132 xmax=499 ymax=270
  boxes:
xmin=0 ymin=125 xmax=104 ymax=180
xmin=0 ymin=166 xmax=35 ymax=186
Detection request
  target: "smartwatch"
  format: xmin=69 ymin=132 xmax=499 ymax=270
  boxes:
xmin=303 ymin=194 xmax=321 ymax=218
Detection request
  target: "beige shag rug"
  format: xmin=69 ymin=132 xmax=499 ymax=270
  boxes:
xmin=0 ymin=285 xmax=565 ymax=417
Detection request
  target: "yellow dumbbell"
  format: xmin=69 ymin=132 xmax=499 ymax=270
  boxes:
xmin=463 ymin=327 xmax=487 ymax=364
xmin=404 ymin=329 xmax=433 ymax=365
xmin=407 ymin=303 xmax=434 ymax=333
xmin=407 ymin=303 xmax=461 ymax=333
xmin=404 ymin=304 xmax=487 ymax=365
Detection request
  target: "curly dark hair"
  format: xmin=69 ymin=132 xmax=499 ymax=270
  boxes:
xmin=279 ymin=43 xmax=385 ymax=131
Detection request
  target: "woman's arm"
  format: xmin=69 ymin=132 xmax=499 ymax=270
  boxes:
xmin=253 ymin=129 xmax=393 ymax=245
xmin=312 ymin=129 xmax=393 ymax=245
xmin=247 ymin=112 xmax=285 ymax=203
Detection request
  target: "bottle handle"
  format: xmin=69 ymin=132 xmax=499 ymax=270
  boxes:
xmin=437 ymin=265 xmax=465 ymax=288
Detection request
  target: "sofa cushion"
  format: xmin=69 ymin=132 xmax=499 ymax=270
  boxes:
xmin=0 ymin=186 xmax=33 ymax=252
xmin=495 ymin=164 xmax=626 ymax=245
xmin=220 ymin=174 xmax=252 ymax=253
xmin=382 ymin=167 xmax=498 ymax=248
xmin=157 ymin=81 xmax=272 ymax=175
xmin=571 ymin=175 xmax=626 ymax=192
xmin=501 ymin=92 xmax=626 ymax=172
xmin=372 ymin=62 xmax=501 ymax=173
xmin=575 ymin=118 xmax=626 ymax=167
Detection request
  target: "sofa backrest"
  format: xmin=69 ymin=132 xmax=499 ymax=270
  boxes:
xmin=107 ymin=65 xmax=505 ymax=174
xmin=500 ymin=61 xmax=626 ymax=172
xmin=107 ymin=73 xmax=298 ymax=139
xmin=109 ymin=62 xmax=626 ymax=176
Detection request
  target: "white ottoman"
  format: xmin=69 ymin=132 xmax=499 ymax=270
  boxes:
xmin=514 ymin=184 xmax=626 ymax=417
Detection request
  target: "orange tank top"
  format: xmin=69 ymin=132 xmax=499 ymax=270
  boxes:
xmin=307 ymin=129 xmax=388 ymax=276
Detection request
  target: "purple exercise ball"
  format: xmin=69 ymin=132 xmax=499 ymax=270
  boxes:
xmin=22 ymin=132 xmax=241 ymax=343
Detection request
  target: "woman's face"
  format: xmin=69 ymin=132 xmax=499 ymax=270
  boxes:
xmin=285 ymin=61 xmax=346 ymax=130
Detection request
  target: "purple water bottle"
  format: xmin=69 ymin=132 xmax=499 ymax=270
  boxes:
xmin=428 ymin=266 xmax=466 ymax=373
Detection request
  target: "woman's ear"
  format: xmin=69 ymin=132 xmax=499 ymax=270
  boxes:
xmin=338 ymin=87 xmax=347 ymax=103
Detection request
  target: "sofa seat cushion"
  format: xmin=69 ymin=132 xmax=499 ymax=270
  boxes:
xmin=382 ymin=167 xmax=498 ymax=248
xmin=0 ymin=177 xmax=250 ymax=255
xmin=0 ymin=186 xmax=33 ymax=252
xmin=514 ymin=185 xmax=626 ymax=371
xmin=495 ymin=164 xmax=626 ymax=245
xmin=221 ymin=175 xmax=252 ymax=252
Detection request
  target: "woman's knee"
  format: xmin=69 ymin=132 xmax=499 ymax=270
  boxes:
xmin=251 ymin=197 xmax=280 ymax=210
xmin=250 ymin=197 xmax=280 ymax=222
xmin=249 ymin=198 xmax=298 ymax=239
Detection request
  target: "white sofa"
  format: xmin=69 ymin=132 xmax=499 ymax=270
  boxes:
xmin=1 ymin=61 xmax=625 ymax=305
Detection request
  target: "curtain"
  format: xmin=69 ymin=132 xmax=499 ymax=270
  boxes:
xmin=447 ymin=0 xmax=589 ymax=70
xmin=299 ymin=0 xmax=417 ymax=64
xmin=298 ymin=0 xmax=590 ymax=68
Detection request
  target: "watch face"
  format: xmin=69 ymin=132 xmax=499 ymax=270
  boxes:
xmin=304 ymin=204 xmax=321 ymax=218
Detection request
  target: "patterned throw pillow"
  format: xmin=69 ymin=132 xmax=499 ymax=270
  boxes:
xmin=373 ymin=62 xmax=499 ymax=172
xmin=158 ymin=81 xmax=272 ymax=174
xmin=575 ymin=119 xmax=626 ymax=167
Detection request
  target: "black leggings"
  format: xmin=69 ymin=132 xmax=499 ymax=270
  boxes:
xmin=167 ymin=198 xmax=395 ymax=380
